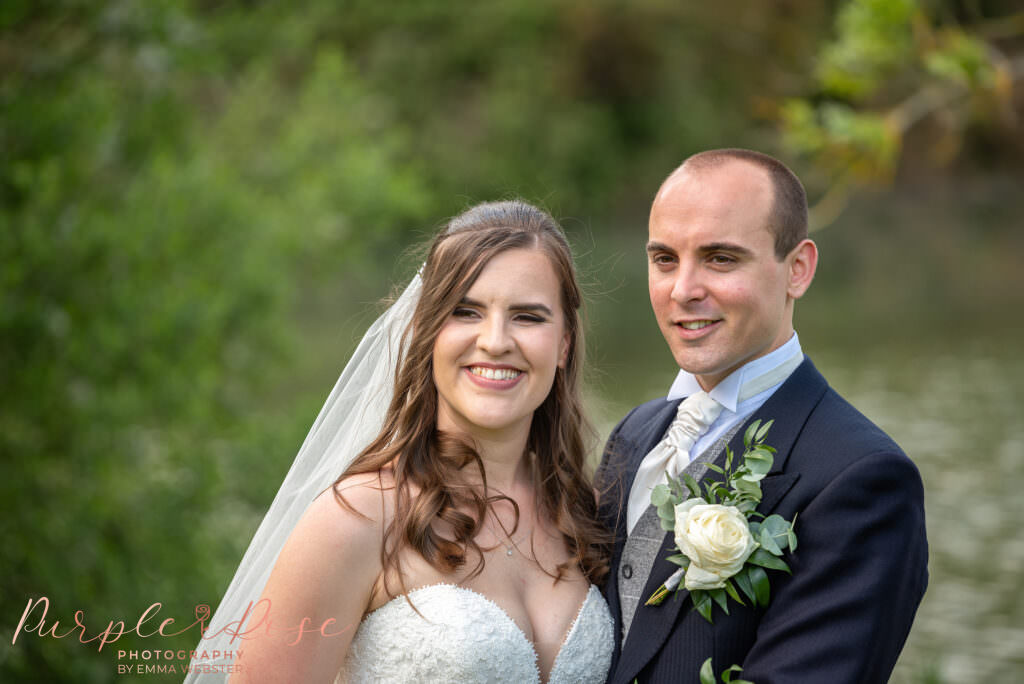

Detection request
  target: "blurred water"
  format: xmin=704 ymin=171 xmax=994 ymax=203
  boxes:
xmin=591 ymin=341 xmax=1024 ymax=683
xmin=820 ymin=346 xmax=1024 ymax=683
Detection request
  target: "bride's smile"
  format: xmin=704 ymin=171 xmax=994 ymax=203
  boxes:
xmin=433 ymin=247 xmax=569 ymax=440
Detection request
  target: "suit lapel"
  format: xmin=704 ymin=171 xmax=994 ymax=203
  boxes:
xmin=724 ymin=357 xmax=829 ymax=475
xmin=609 ymin=358 xmax=828 ymax=683
xmin=602 ymin=400 xmax=680 ymax=675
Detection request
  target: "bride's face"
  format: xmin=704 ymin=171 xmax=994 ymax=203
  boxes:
xmin=432 ymin=247 xmax=569 ymax=441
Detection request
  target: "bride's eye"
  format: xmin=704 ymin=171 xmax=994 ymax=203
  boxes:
xmin=452 ymin=307 xmax=479 ymax=319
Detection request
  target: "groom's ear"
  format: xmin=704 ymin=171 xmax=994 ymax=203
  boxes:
xmin=786 ymin=238 xmax=818 ymax=300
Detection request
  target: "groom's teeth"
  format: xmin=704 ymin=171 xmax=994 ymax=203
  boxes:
xmin=470 ymin=367 xmax=522 ymax=380
xmin=681 ymin=320 xmax=715 ymax=330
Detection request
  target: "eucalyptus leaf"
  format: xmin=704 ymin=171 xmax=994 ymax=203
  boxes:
xmin=705 ymin=482 xmax=728 ymax=503
xmin=735 ymin=499 xmax=756 ymax=515
xmin=693 ymin=591 xmax=714 ymax=623
xmin=724 ymin=578 xmax=745 ymax=605
xmin=762 ymin=514 xmax=789 ymax=534
xmin=748 ymin=548 xmax=791 ymax=572
xmin=733 ymin=479 xmax=762 ymax=501
xmin=700 ymin=658 xmax=716 ymax=684
xmin=739 ymin=471 xmax=767 ymax=485
xmin=650 ymin=484 xmax=671 ymax=507
xmin=710 ymin=588 xmax=730 ymax=615
xmin=706 ymin=463 xmax=725 ymax=475
xmin=668 ymin=476 xmax=687 ymax=501
xmin=762 ymin=515 xmax=792 ymax=550
xmin=760 ymin=526 xmax=782 ymax=555
xmin=754 ymin=419 xmax=774 ymax=441
xmin=749 ymin=565 xmax=770 ymax=606
xmin=744 ymin=420 xmax=760 ymax=448
xmin=746 ymin=455 xmax=773 ymax=477
xmin=683 ymin=473 xmax=701 ymax=499
xmin=722 ymin=664 xmax=748 ymax=684
xmin=735 ymin=568 xmax=756 ymax=603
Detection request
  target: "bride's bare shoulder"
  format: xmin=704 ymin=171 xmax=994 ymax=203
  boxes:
xmin=297 ymin=470 xmax=396 ymax=548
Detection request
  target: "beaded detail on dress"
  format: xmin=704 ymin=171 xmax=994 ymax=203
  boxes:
xmin=336 ymin=583 xmax=613 ymax=683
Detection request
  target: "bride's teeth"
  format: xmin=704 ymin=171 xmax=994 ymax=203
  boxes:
xmin=470 ymin=367 xmax=522 ymax=380
xmin=681 ymin=320 xmax=714 ymax=330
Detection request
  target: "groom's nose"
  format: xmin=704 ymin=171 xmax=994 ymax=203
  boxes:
xmin=669 ymin=263 xmax=707 ymax=304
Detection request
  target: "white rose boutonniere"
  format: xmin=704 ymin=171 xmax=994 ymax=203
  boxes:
xmin=643 ymin=419 xmax=799 ymax=684
xmin=673 ymin=500 xmax=758 ymax=591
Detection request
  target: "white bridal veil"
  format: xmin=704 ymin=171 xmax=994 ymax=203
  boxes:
xmin=184 ymin=273 xmax=422 ymax=683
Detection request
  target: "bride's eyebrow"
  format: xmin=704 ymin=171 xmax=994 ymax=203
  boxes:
xmin=510 ymin=303 xmax=553 ymax=316
xmin=459 ymin=297 xmax=553 ymax=317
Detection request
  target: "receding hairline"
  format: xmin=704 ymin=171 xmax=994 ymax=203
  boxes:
xmin=654 ymin=152 xmax=771 ymax=203
xmin=651 ymin=148 xmax=809 ymax=258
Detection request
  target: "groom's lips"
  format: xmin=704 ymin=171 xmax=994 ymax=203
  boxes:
xmin=673 ymin=318 xmax=723 ymax=340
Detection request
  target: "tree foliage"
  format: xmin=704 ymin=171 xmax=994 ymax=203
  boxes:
xmin=779 ymin=0 xmax=1024 ymax=228
xmin=1 ymin=1 xmax=1021 ymax=681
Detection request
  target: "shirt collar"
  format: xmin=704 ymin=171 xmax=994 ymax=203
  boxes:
xmin=666 ymin=332 xmax=803 ymax=412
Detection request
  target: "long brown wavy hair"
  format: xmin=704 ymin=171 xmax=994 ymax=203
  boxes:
xmin=334 ymin=199 xmax=610 ymax=595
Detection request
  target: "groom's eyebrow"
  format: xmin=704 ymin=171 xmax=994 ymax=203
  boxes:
xmin=646 ymin=241 xmax=674 ymax=255
xmin=646 ymin=240 xmax=753 ymax=259
xmin=699 ymin=242 xmax=753 ymax=258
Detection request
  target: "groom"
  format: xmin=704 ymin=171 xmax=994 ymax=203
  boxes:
xmin=597 ymin=149 xmax=928 ymax=683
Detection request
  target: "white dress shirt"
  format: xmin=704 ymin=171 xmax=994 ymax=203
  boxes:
xmin=664 ymin=332 xmax=803 ymax=463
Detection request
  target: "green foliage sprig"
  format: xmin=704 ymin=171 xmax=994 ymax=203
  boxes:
xmin=700 ymin=658 xmax=753 ymax=684
xmin=646 ymin=420 xmax=798 ymax=623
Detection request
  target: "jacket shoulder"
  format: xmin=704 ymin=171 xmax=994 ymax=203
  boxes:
xmin=611 ymin=396 xmax=676 ymax=446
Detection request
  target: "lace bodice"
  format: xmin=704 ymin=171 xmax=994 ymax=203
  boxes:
xmin=336 ymin=583 xmax=613 ymax=683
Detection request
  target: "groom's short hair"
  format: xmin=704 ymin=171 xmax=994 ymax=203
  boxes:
xmin=674 ymin=149 xmax=809 ymax=259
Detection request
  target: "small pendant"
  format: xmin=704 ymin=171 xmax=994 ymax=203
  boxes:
xmin=506 ymin=547 xmax=514 ymax=556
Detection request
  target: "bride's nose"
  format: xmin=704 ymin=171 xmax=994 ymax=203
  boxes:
xmin=477 ymin=313 xmax=514 ymax=355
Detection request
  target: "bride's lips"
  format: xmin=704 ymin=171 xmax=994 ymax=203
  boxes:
xmin=673 ymin=318 xmax=723 ymax=340
xmin=464 ymin=363 xmax=526 ymax=389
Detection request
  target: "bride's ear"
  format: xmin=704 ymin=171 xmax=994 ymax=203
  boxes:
xmin=558 ymin=332 xmax=570 ymax=368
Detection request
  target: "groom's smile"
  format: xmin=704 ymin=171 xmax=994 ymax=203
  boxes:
xmin=646 ymin=159 xmax=815 ymax=390
xmin=674 ymin=318 xmax=724 ymax=338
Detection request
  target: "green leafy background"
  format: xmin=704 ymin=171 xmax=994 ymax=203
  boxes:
xmin=3 ymin=1 xmax=1022 ymax=681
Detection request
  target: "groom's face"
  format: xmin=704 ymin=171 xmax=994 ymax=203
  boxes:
xmin=647 ymin=161 xmax=797 ymax=390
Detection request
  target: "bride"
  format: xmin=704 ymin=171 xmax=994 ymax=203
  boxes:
xmin=188 ymin=200 xmax=614 ymax=683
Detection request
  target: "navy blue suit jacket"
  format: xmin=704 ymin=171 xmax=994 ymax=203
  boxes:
xmin=597 ymin=358 xmax=928 ymax=684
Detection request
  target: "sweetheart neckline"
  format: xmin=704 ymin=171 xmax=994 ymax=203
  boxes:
xmin=360 ymin=583 xmax=601 ymax=683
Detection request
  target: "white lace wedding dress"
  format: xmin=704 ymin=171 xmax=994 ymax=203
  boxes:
xmin=336 ymin=583 xmax=614 ymax=683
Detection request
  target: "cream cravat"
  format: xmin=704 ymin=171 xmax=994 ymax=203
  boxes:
xmin=625 ymin=350 xmax=804 ymax=535
xmin=626 ymin=391 xmax=723 ymax=534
